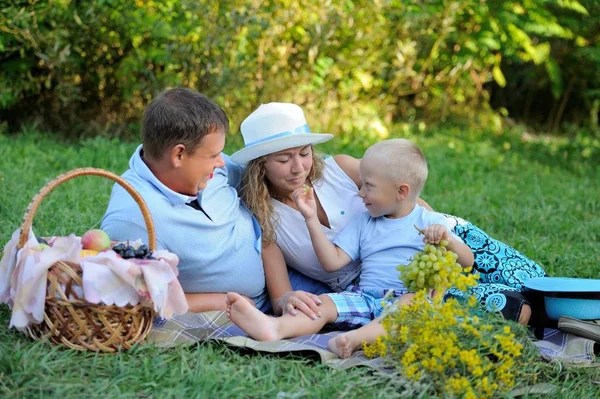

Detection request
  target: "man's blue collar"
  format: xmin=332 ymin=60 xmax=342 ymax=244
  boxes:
xmin=129 ymin=144 xmax=197 ymax=207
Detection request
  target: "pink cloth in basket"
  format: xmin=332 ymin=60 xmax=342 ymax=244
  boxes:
xmin=1 ymin=230 xmax=81 ymax=329
xmin=80 ymin=248 xmax=188 ymax=319
xmin=0 ymin=229 xmax=189 ymax=330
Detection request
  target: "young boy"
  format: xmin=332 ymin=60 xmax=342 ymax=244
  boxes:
xmin=226 ymin=139 xmax=474 ymax=358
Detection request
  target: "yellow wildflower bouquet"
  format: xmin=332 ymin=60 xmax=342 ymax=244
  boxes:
xmin=365 ymin=239 xmax=526 ymax=399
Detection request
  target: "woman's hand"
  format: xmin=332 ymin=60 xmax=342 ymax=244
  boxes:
xmin=276 ymin=290 xmax=323 ymax=320
xmin=292 ymin=186 xmax=317 ymax=221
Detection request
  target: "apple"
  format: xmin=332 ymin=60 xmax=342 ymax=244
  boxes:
xmin=81 ymin=229 xmax=111 ymax=251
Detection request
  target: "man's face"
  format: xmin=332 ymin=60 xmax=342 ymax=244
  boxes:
xmin=178 ymin=131 xmax=226 ymax=195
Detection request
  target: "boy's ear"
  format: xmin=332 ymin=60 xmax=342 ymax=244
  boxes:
xmin=397 ymin=183 xmax=410 ymax=201
xmin=170 ymin=144 xmax=186 ymax=168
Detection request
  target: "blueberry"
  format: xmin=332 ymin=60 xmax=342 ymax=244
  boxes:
xmin=134 ymin=249 xmax=146 ymax=259
xmin=123 ymin=249 xmax=136 ymax=259
xmin=137 ymin=244 xmax=149 ymax=254
xmin=112 ymin=243 xmax=126 ymax=253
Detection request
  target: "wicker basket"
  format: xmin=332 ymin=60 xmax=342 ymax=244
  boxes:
xmin=17 ymin=168 xmax=158 ymax=353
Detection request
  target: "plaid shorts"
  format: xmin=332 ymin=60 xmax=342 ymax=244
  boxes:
xmin=326 ymin=286 xmax=409 ymax=330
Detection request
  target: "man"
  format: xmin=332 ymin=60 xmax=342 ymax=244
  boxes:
xmin=101 ymin=88 xmax=268 ymax=312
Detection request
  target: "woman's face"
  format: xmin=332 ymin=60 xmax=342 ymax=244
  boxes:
xmin=264 ymin=145 xmax=313 ymax=195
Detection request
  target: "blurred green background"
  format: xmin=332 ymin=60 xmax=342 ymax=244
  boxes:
xmin=1 ymin=0 xmax=599 ymax=143
xmin=1 ymin=3 xmax=600 ymax=396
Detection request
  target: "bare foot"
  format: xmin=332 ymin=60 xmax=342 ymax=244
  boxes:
xmin=226 ymin=292 xmax=281 ymax=341
xmin=328 ymin=331 xmax=361 ymax=359
xmin=225 ymin=294 xmax=234 ymax=319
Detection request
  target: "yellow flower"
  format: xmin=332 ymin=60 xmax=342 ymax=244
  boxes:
xmin=363 ymin=270 xmax=525 ymax=399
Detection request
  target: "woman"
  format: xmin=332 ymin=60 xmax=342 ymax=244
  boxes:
xmin=230 ymin=103 xmax=547 ymax=325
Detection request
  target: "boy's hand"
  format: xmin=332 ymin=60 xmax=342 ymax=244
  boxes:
xmin=292 ymin=186 xmax=317 ymax=221
xmin=421 ymin=224 xmax=450 ymax=244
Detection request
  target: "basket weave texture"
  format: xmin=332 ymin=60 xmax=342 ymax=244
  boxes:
xmin=18 ymin=168 xmax=158 ymax=352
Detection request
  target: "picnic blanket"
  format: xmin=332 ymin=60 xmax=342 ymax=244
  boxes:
xmin=148 ymin=311 xmax=600 ymax=368
xmin=534 ymin=328 xmax=600 ymax=364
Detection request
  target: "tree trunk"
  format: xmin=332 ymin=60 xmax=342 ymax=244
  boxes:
xmin=552 ymin=76 xmax=576 ymax=132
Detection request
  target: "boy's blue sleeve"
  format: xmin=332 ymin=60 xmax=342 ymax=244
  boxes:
xmin=222 ymin=153 xmax=245 ymax=190
xmin=333 ymin=212 xmax=368 ymax=262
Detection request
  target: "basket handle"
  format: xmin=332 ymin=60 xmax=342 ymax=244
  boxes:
xmin=18 ymin=167 xmax=156 ymax=251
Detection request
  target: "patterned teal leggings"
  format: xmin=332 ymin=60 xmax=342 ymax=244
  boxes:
xmin=443 ymin=215 xmax=548 ymax=323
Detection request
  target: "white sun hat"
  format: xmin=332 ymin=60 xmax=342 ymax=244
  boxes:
xmin=230 ymin=102 xmax=333 ymax=165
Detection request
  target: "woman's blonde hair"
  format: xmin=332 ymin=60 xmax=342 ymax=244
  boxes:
xmin=240 ymin=147 xmax=325 ymax=244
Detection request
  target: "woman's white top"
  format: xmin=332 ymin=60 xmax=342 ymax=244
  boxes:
xmin=272 ymin=157 xmax=366 ymax=291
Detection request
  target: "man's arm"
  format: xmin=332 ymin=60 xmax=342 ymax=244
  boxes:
xmin=103 ymin=219 xmax=252 ymax=312
xmin=221 ymin=153 xmax=244 ymax=190
xmin=186 ymin=292 xmax=256 ymax=313
xmin=186 ymin=293 xmax=228 ymax=312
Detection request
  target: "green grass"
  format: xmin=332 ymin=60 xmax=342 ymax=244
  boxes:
xmin=1 ymin=127 xmax=599 ymax=398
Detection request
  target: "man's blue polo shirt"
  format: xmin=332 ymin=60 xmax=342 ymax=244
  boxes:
xmin=101 ymin=145 xmax=267 ymax=309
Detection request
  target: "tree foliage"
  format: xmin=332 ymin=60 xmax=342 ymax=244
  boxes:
xmin=0 ymin=0 xmax=596 ymax=136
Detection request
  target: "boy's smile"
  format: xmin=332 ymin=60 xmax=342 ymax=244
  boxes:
xmin=358 ymin=157 xmax=401 ymax=218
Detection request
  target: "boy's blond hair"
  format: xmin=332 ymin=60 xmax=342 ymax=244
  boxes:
xmin=363 ymin=139 xmax=428 ymax=199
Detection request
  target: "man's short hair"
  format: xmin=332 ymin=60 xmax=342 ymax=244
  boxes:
xmin=364 ymin=138 xmax=428 ymax=198
xmin=141 ymin=88 xmax=229 ymax=160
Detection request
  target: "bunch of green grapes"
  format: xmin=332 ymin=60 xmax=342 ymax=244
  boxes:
xmin=398 ymin=233 xmax=468 ymax=291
